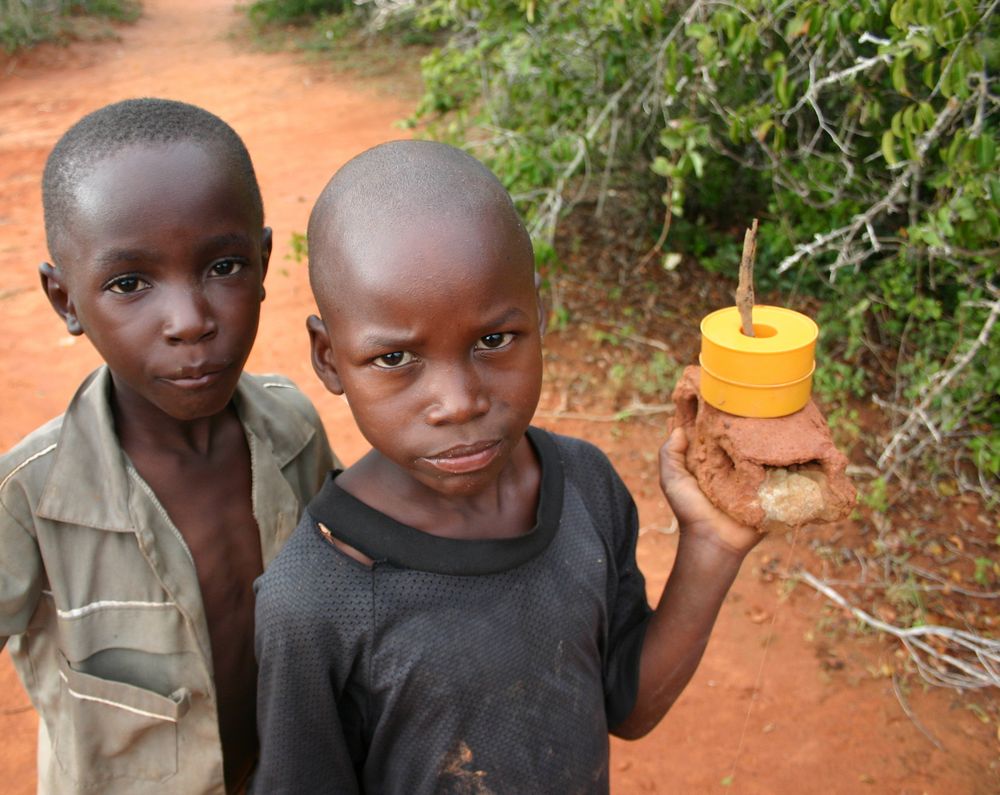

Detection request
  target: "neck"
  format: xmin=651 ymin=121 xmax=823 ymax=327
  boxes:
xmin=340 ymin=434 xmax=541 ymax=541
xmin=110 ymin=382 xmax=236 ymax=458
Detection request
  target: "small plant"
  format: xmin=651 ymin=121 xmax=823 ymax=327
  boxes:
xmin=286 ymin=231 xmax=308 ymax=264
xmin=860 ymin=476 xmax=890 ymax=514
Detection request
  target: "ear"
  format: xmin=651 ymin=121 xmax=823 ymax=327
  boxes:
xmin=39 ymin=262 xmax=83 ymax=336
xmin=534 ymin=271 xmax=548 ymax=337
xmin=259 ymin=227 xmax=272 ymax=301
xmin=307 ymin=314 xmax=344 ymax=395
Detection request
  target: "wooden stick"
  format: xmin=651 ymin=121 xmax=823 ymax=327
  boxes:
xmin=736 ymin=218 xmax=758 ymax=336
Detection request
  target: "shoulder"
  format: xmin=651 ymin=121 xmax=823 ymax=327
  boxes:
xmin=241 ymin=373 xmax=324 ymax=428
xmin=237 ymin=372 xmax=331 ymax=467
xmin=545 ymin=429 xmax=611 ymax=463
xmin=537 ymin=428 xmax=622 ymax=487
xmin=0 ymin=413 xmax=64 ymax=512
xmin=257 ymin=512 xmax=364 ymax=607
xmin=255 ymin=513 xmax=370 ymax=645
xmin=534 ymin=427 xmax=636 ymax=533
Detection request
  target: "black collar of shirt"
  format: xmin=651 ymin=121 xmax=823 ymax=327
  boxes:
xmin=307 ymin=426 xmax=564 ymax=575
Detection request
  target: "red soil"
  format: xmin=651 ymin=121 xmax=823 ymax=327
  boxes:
xmin=0 ymin=1 xmax=995 ymax=792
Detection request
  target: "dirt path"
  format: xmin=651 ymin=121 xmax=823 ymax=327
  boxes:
xmin=0 ymin=2 xmax=994 ymax=793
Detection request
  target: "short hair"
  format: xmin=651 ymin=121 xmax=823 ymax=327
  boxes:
xmin=42 ymin=97 xmax=263 ymax=261
xmin=307 ymin=139 xmax=533 ymax=301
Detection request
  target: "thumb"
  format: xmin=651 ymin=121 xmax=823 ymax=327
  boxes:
xmin=659 ymin=426 xmax=699 ymax=496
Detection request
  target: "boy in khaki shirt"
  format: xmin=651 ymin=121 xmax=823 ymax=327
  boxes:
xmin=0 ymin=98 xmax=333 ymax=794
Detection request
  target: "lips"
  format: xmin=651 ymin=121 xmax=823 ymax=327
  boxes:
xmin=160 ymin=362 xmax=229 ymax=389
xmin=421 ymin=440 xmax=502 ymax=475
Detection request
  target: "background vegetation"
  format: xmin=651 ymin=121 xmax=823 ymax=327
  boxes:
xmin=1 ymin=0 xmax=138 ymax=52
xmin=249 ymin=0 xmax=998 ymax=502
xmin=251 ymin=0 xmax=998 ymax=503
xmin=245 ymin=0 xmax=1000 ymax=692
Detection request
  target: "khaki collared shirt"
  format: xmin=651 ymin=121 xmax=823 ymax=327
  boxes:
xmin=0 ymin=366 xmax=334 ymax=795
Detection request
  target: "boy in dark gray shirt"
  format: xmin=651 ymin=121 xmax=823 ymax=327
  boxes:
xmin=253 ymin=140 xmax=762 ymax=794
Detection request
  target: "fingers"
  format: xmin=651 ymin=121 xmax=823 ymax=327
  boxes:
xmin=659 ymin=427 xmax=690 ymax=486
xmin=660 ymin=427 xmax=691 ymax=494
xmin=667 ymin=425 xmax=688 ymax=455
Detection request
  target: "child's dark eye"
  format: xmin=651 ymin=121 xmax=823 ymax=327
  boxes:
xmin=373 ymin=351 xmax=415 ymax=369
xmin=475 ymin=332 xmax=515 ymax=350
xmin=106 ymin=276 xmax=151 ymax=294
xmin=210 ymin=258 xmax=244 ymax=277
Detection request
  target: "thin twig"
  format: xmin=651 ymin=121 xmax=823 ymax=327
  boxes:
xmin=637 ymin=185 xmax=674 ymax=271
xmin=776 ymin=98 xmax=962 ymax=276
xmin=796 ymin=569 xmax=1000 ymax=690
xmin=736 ymin=218 xmax=758 ymax=336
xmin=891 ymin=674 xmax=945 ymax=750
xmin=878 ymin=291 xmax=1000 ymax=470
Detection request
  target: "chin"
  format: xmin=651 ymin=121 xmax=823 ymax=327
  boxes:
xmin=157 ymin=394 xmax=235 ymax=422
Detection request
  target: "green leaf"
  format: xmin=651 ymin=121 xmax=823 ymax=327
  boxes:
xmin=763 ymin=51 xmax=784 ymax=71
xmin=688 ymin=150 xmax=705 ymax=178
xmin=882 ymin=130 xmax=899 ymax=166
xmin=891 ymin=109 xmax=905 ymax=138
xmin=891 ymin=55 xmax=910 ymax=95
xmin=775 ymin=63 xmax=790 ymax=107
xmin=890 ymin=0 xmax=907 ymax=29
xmin=651 ymin=156 xmax=672 ymax=176
xmin=922 ymin=61 xmax=937 ymax=89
xmin=976 ymin=135 xmax=996 ymax=168
xmin=910 ymin=35 xmax=933 ymax=60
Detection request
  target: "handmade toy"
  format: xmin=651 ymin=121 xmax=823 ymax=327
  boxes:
xmin=670 ymin=221 xmax=856 ymax=532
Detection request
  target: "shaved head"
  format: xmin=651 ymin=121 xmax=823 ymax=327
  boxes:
xmin=307 ymin=140 xmax=534 ymax=317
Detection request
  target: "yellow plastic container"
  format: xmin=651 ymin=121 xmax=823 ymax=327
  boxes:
xmin=699 ymin=305 xmax=818 ymax=418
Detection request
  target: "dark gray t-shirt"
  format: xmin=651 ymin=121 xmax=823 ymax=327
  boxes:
xmin=253 ymin=428 xmax=651 ymax=794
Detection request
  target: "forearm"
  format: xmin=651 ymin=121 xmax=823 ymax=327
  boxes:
xmin=613 ymin=531 xmax=747 ymax=739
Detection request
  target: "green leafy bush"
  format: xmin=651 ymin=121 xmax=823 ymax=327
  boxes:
xmin=1 ymin=0 xmax=139 ymax=52
xmin=246 ymin=0 xmax=349 ymax=25
xmin=364 ymin=0 xmax=997 ymax=491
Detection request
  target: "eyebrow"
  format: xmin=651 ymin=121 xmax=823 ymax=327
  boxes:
xmin=92 ymin=233 xmax=255 ymax=271
xmin=93 ymin=247 xmax=153 ymax=270
xmin=479 ymin=306 xmax=531 ymax=331
xmin=358 ymin=306 xmax=532 ymax=351
xmin=359 ymin=330 xmax=420 ymax=351
xmin=196 ymin=231 xmax=254 ymax=255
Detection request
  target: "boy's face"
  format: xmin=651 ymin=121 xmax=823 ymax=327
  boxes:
xmin=42 ymin=141 xmax=269 ymax=423
xmin=311 ymin=210 xmax=543 ymax=498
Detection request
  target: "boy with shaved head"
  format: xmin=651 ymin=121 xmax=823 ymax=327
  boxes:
xmin=0 ymin=98 xmax=334 ymax=794
xmin=253 ymin=140 xmax=761 ymax=793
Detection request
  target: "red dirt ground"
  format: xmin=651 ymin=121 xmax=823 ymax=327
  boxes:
xmin=0 ymin=1 xmax=996 ymax=792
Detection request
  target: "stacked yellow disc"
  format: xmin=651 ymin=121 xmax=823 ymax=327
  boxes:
xmin=699 ymin=305 xmax=818 ymax=418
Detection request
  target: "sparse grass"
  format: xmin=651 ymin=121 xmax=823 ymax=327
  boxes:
xmin=234 ymin=4 xmax=434 ymax=91
xmin=1 ymin=0 xmax=140 ymax=53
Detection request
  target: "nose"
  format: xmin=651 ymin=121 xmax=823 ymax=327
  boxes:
xmin=163 ymin=286 xmax=217 ymax=344
xmin=425 ymin=362 xmax=490 ymax=425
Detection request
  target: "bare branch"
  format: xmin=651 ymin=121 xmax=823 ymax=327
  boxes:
xmin=878 ymin=290 xmax=1000 ymax=469
xmin=796 ymin=569 xmax=1000 ymax=690
xmin=776 ymin=97 xmax=962 ymax=276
